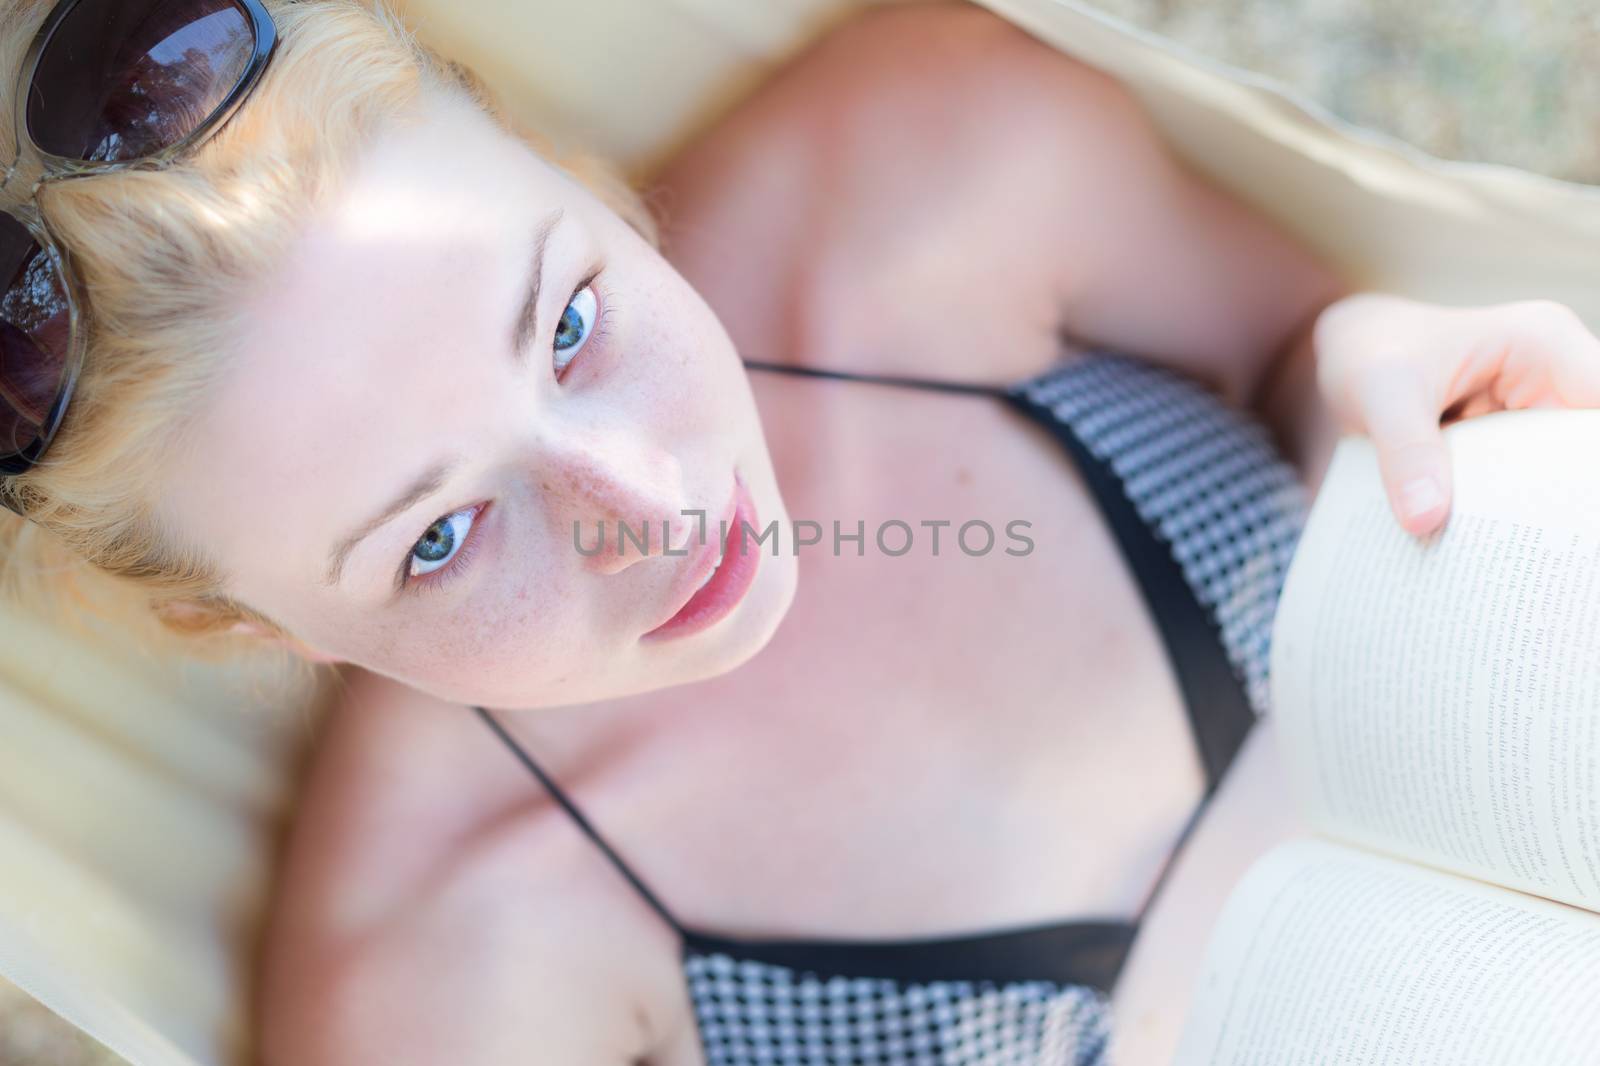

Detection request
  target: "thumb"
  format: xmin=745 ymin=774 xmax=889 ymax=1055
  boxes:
xmin=1356 ymin=358 xmax=1452 ymax=537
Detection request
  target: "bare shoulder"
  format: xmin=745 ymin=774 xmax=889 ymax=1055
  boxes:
xmin=648 ymin=0 xmax=1147 ymax=383
xmin=259 ymin=817 xmax=688 ymax=1064
xmin=652 ymin=1 xmax=1341 ymax=404
xmin=256 ymin=671 xmax=693 ymax=1065
xmin=652 ymin=1 xmax=1135 ymax=202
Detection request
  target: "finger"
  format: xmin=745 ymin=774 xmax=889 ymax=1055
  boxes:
xmin=1491 ymin=300 xmax=1600 ymax=410
xmin=1544 ymin=308 xmax=1600 ymax=406
xmin=1355 ymin=356 xmax=1452 ymax=537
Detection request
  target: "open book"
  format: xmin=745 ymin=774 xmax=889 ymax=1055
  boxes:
xmin=1174 ymin=408 xmax=1600 ymax=1064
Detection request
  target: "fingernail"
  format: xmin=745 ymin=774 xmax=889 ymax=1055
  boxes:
xmin=1401 ymin=477 xmax=1444 ymax=522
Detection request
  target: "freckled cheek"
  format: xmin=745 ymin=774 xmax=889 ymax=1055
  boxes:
xmin=376 ymin=596 xmax=576 ymax=691
xmin=463 ymin=567 xmax=594 ymax=662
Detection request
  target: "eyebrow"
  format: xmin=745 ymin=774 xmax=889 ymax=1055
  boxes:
xmin=318 ymin=209 xmax=570 ymax=590
xmin=511 ymin=207 xmax=566 ymax=358
xmin=321 ymin=456 xmax=462 ymax=588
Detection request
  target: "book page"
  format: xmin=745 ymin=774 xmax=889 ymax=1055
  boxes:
xmin=1269 ymin=409 xmax=1600 ymax=909
xmin=1174 ymin=839 xmax=1600 ymax=1065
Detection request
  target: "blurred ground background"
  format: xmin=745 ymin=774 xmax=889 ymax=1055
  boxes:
xmin=1089 ymin=0 xmax=1600 ymax=183
xmin=3 ymin=1 xmax=1596 ymax=1064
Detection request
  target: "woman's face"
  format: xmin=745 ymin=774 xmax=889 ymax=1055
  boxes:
xmin=156 ymin=90 xmax=797 ymax=710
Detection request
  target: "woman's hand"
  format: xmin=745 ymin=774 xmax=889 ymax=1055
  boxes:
xmin=1314 ymin=293 xmax=1600 ymax=537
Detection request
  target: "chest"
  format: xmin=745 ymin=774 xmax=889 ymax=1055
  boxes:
xmin=546 ymin=375 xmax=1209 ymax=938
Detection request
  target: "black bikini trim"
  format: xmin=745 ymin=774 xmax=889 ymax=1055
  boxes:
xmin=999 ymin=373 xmax=1256 ymax=796
xmin=681 ymin=918 xmax=1136 ymax=992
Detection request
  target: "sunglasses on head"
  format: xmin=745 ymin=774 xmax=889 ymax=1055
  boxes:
xmin=0 ymin=0 xmax=277 ymax=515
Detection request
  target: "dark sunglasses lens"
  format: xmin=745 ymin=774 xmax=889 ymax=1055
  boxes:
xmin=28 ymin=0 xmax=257 ymax=163
xmin=0 ymin=215 xmax=71 ymax=462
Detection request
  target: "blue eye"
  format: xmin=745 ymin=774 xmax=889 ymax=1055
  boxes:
xmin=409 ymin=508 xmax=478 ymax=578
xmin=553 ymin=286 xmax=598 ymax=374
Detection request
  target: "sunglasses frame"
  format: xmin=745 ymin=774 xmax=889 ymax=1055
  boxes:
xmin=0 ymin=0 xmax=277 ymax=486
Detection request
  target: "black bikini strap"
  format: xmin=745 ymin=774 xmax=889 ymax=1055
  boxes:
xmin=741 ymin=357 xmax=1011 ymax=399
xmin=472 ymin=705 xmax=687 ymax=937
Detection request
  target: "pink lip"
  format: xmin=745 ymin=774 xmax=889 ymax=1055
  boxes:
xmin=641 ymin=472 xmax=762 ymax=642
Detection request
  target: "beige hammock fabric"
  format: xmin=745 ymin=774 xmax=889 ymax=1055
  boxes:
xmin=1 ymin=1 xmax=1596 ymax=1063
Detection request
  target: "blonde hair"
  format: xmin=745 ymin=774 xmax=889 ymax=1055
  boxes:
xmin=0 ymin=0 xmax=657 ymax=658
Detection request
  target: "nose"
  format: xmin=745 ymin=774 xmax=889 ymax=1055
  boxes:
xmin=538 ymin=427 xmax=696 ymax=575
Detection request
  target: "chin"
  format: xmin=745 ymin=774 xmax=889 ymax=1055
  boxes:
xmin=730 ymin=546 xmax=800 ymax=661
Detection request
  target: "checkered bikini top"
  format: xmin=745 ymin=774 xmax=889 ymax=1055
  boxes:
xmin=473 ymin=350 xmax=1310 ymax=1065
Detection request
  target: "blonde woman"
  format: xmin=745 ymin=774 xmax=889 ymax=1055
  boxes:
xmin=2 ymin=0 xmax=1596 ymax=1062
